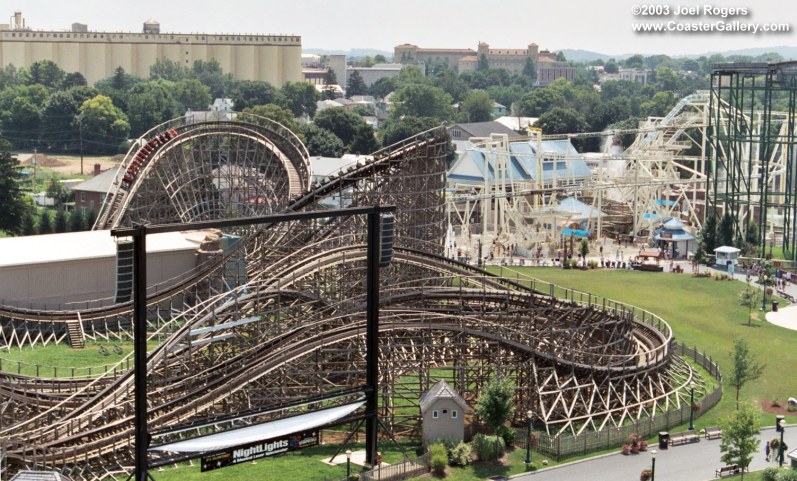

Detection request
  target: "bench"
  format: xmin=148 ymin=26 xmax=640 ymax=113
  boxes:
xmin=776 ymin=289 xmax=795 ymax=303
xmin=704 ymin=426 xmax=722 ymax=440
xmin=669 ymin=430 xmax=699 ymax=446
xmin=715 ymin=464 xmax=743 ymax=478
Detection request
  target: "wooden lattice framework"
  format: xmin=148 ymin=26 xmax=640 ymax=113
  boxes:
xmin=0 ymin=119 xmax=694 ymax=480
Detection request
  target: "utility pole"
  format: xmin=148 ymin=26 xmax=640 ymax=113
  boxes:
xmin=32 ymin=148 xmax=37 ymax=193
xmin=79 ymin=115 xmax=84 ymax=176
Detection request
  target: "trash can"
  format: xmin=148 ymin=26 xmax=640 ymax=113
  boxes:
xmin=773 ymin=301 xmax=779 ymax=312
xmin=658 ymin=431 xmax=669 ymax=449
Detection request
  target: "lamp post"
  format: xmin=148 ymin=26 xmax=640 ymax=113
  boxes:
xmin=346 ymin=449 xmax=352 ymax=480
xmin=777 ymin=416 xmax=786 ymax=467
xmin=650 ymin=449 xmax=657 ymax=481
xmin=688 ymin=381 xmax=696 ymax=431
xmin=525 ymin=409 xmax=533 ymax=466
xmin=761 ymin=267 xmax=769 ymax=312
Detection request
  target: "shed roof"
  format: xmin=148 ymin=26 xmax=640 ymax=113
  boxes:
xmin=419 ymin=380 xmax=469 ymax=414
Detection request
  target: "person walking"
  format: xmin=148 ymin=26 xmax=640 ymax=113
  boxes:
xmin=765 ymin=441 xmax=771 ymax=462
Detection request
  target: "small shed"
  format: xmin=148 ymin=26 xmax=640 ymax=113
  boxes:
xmin=714 ymin=246 xmax=741 ymax=267
xmin=420 ymin=380 xmax=469 ymax=445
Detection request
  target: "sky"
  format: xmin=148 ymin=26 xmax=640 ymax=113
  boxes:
xmin=5 ymin=0 xmax=797 ymax=57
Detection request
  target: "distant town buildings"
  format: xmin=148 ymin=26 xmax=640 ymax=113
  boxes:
xmin=596 ymin=67 xmax=651 ymax=84
xmin=394 ymin=41 xmax=576 ymax=86
xmin=0 ymin=11 xmax=302 ymax=85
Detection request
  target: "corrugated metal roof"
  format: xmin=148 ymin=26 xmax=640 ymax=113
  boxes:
xmin=0 ymin=230 xmax=207 ymax=268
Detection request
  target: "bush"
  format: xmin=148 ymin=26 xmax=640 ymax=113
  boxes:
xmin=763 ymin=466 xmax=781 ymax=481
xmin=448 ymin=442 xmax=472 ymax=466
xmin=775 ymin=468 xmax=797 ymax=481
xmin=498 ymin=425 xmax=515 ymax=447
xmin=473 ymin=433 xmax=505 ymax=461
xmin=118 ymin=139 xmax=133 ymax=154
xmin=588 ymin=260 xmax=598 ymax=268
xmin=430 ymin=443 xmax=448 ymax=475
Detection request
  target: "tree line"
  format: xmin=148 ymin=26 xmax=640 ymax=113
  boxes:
xmin=0 ymin=50 xmax=789 ymax=235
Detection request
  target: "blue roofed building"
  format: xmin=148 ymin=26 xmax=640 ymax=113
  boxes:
xmin=446 ymin=134 xmax=594 ymax=254
xmin=447 ymin=138 xmax=592 ymax=190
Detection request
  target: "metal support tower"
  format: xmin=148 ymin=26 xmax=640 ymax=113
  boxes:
xmin=708 ymin=62 xmax=797 ymax=259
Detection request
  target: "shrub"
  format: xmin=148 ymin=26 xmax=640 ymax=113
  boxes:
xmin=640 ymin=468 xmax=652 ymax=481
xmin=763 ymin=466 xmax=781 ymax=481
xmin=448 ymin=442 xmax=472 ymax=466
xmin=473 ymin=433 xmax=505 ymax=461
xmin=498 ymin=425 xmax=515 ymax=447
xmin=588 ymin=260 xmax=598 ymax=269
xmin=775 ymin=468 xmax=797 ymax=481
xmin=430 ymin=443 xmax=448 ymax=475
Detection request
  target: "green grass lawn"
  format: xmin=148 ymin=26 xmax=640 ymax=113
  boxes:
xmin=490 ymin=266 xmax=797 ymax=427
xmin=0 ymin=341 xmax=146 ymax=377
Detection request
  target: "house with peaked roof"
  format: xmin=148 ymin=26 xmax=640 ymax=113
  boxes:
xmin=420 ymin=380 xmax=470 ymax=444
xmin=70 ymin=166 xmax=122 ymax=215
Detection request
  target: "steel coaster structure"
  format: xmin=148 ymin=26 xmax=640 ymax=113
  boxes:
xmin=709 ymin=61 xmax=797 ymax=259
xmin=1 ymin=117 xmax=696 ymax=480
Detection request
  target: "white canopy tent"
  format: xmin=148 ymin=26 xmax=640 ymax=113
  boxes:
xmin=151 ymin=401 xmax=364 ymax=453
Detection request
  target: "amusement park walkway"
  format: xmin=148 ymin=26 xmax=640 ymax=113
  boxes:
xmin=512 ymin=427 xmax=795 ymax=481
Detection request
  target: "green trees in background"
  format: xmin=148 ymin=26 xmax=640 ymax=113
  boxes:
xmin=0 ymin=140 xmax=26 ymax=234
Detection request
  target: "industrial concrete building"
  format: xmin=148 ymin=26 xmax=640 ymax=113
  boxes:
xmin=0 ymin=12 xmax=302 ymax=85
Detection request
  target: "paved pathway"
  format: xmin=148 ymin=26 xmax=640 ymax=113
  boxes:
xmin=513 ymin=427 xmax=794 ymax=481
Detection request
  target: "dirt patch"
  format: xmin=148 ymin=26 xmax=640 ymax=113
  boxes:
xmin=17 ymin=152 xmax=121 ymax=176
xmin=19 ymin=153 xmax=67 ymax=168
xmin=759 ymin=399 xmax=794 ymax=416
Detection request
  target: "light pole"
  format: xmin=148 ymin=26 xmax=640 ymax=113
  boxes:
xmin=650 ymin=449 xmax=657 ymax=481
xmin=688 ymin=381 xmax=696 ymax=431
xmin=346 ymin=449 xmax=352 ymax=480
xmin=776 ymin=416 xmax=786 ymax=467
xmin=525 ymin=409 xmax=533 ymax=467
xmin=761 ymin=266 xmax=769 ymax=311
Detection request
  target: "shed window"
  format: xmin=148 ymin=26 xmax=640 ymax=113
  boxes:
xmin=432 ymin=410 xmax=439 ymax=419
xmin=452 ymin=410 xmax=458 ymax=419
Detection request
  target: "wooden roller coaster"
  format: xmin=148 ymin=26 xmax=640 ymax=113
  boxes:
xmin=0 ymin=117 xmax=697 ymax=480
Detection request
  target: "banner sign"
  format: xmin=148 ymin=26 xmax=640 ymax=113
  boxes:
xmin=201 ymin=430 xmax=319 ymax=472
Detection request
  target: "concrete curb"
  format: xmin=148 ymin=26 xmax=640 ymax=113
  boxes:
xmin=507 ymin=450 xmax=622 ymax=478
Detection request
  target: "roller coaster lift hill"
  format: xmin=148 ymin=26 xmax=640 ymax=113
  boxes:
xmin=111 ymin=205 xmax=397 ymax=481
